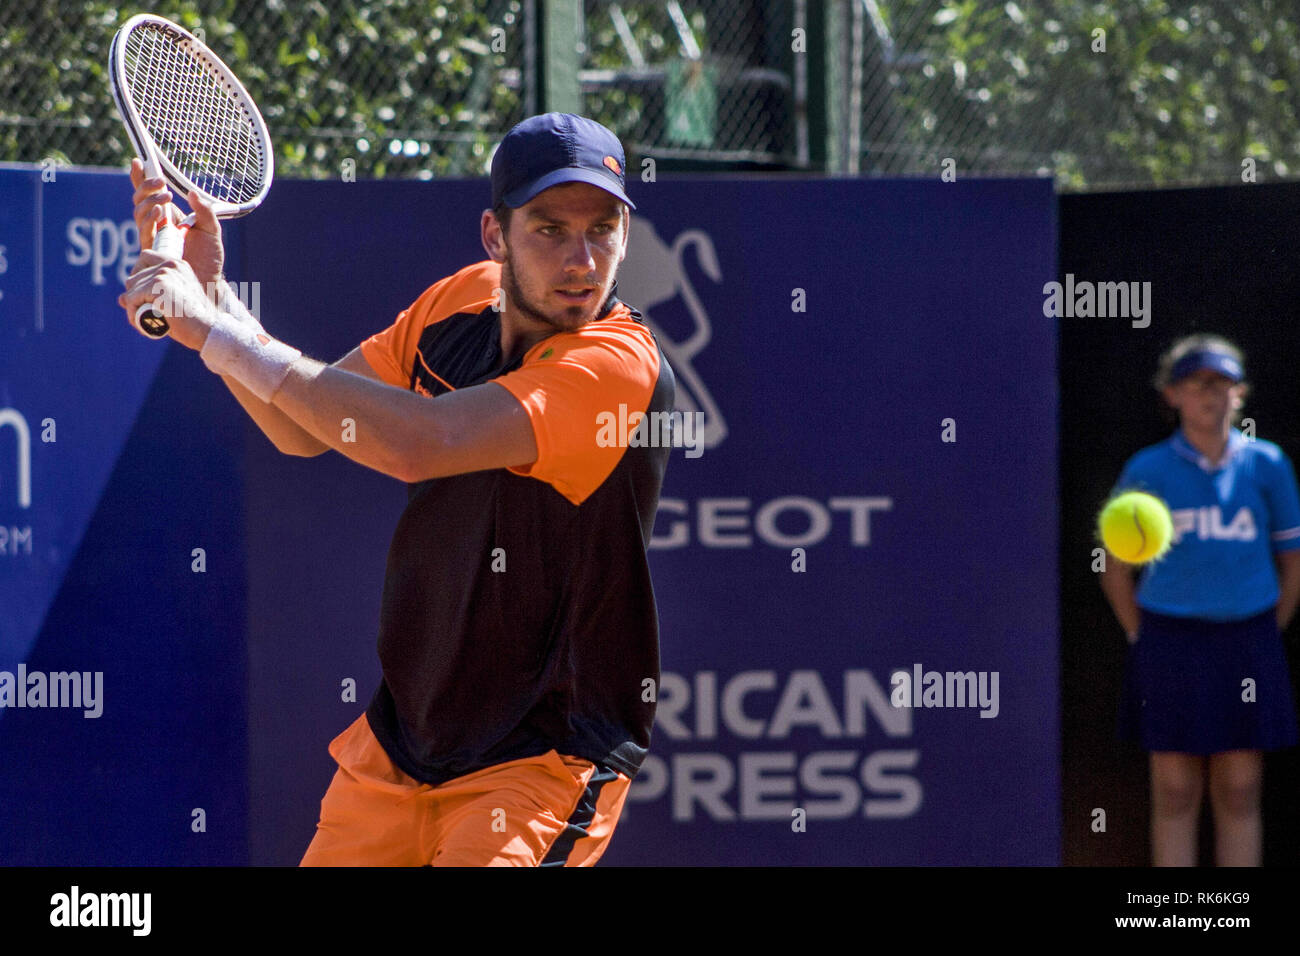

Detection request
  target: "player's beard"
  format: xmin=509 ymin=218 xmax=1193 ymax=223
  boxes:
xmin=500 ymin=257 xmax=607 ymax=333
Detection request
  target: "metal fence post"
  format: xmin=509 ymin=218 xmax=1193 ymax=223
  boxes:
xmin=805 ymin=0 xmax=846 ymax=174
xmin=536 ymin=0 xmax=583 ymax=115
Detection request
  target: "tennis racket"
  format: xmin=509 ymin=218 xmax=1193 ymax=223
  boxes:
xmin=108 ymin=14 xmax=273 ymax=339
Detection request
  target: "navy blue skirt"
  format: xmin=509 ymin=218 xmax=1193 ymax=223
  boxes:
xmin=1118 ymin=608 xmax=1299 ymax=754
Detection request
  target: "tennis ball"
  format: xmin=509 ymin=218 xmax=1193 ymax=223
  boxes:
xmin=1097 ymin=491 xmax=1174 ymax=564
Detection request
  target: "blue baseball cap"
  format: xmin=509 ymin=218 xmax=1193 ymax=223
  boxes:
xmin=491 ymin=113 xmax=635 ymax=210
xmin=1170 ymin=348 xmax=1244 ymax=384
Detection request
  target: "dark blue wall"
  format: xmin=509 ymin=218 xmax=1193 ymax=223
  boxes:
xmin=0 ymin=168 xmax=1058 ymax=864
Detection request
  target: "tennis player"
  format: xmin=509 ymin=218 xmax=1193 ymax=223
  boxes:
xmin=120 ymin=113 xmax=675 ymax=866
xmin=1099 ymin=334 xmax=1300 ymax=866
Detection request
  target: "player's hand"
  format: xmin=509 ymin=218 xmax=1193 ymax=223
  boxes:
xmin=118 ymin=249 xmax=218 ymax=352
xmin=129 ymin=157 xmax=225 ymax=288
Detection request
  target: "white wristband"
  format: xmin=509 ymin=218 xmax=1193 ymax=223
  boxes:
xmin=200 ymin=313 xmax=301 ymax=403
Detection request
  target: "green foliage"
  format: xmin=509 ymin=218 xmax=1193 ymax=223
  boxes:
xmin=0 ymin=0 xmax=522 ymax=179
xmin=880 ymin=0 xmax=1300 ymax=187
xmin=3 ymin=0 xmax=1297 ymax=188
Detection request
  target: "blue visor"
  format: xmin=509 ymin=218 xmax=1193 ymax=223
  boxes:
xmin=1170 ymin=349 xmax=1243 ymax=384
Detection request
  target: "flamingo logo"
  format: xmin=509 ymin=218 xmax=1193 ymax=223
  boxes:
xmin=618 ymin=218 xmax=727 ymax=448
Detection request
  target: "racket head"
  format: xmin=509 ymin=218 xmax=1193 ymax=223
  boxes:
xmin=109 ymin=14 xmax=273 ymax=220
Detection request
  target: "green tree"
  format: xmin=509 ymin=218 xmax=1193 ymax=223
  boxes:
xmin=5 ymin=1 xmax=1295 ymax=188
xmin=0 ymin=0 xmax=523 ymax=179
xmin=874 ymin=0 xmax=1300 ymax=187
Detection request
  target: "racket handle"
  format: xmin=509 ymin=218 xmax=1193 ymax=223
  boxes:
xmin=133 ymin=222 xmax=185 ymax=339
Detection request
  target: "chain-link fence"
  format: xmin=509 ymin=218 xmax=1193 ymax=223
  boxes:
xmin=0 ymin=0 xmax=528 ymax=180
xmin=846 ymin=0 xmax=1300 ymax=188
xmin=580 ymin=0 xmax=798 ymax=166
xmin=0 ymin=0 xmax=793 ymax=181
xmin=3 ymin=1 xmax=1299 ymax=189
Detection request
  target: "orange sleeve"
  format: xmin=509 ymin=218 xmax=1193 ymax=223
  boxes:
xmin=494 ymin=318 xmax=660 ymax=506
xmin=359 ymin=260 xmax=502 ymax=388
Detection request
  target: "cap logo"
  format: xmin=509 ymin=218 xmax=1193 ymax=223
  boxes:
xmin=603 ymin=155 xmax=622 ymax=176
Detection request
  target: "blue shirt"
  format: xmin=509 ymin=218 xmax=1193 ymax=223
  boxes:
xmin=1114 ymin=429 xmax=1300 ymax=620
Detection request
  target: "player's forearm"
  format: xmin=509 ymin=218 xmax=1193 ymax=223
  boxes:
xmin=181 ymin=284 xmax=429 ymax=474
xmin=1098 ymin=565 xmax=1141 ymax=638
xmin=269 ymin=357 xmax=440 ymax=482
xmin=204 ymin=278 xmax=327 ymax=457
xmin=220 ymin=373 xmax=329 ymax=457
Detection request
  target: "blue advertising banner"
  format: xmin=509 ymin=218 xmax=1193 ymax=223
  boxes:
xmin=0 ymin=166 xmax=1057 ymax=865
xmin=0 ymin=167 xmax=247 ymax=864
xmin=610 ymin=178 xmax=1060 ymax=864
xmin=239 ymin=174 xmax=1060 ymax=865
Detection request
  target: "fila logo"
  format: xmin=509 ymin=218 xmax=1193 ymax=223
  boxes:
xmin=1171 ymin=506 xmax=1256 ymax=543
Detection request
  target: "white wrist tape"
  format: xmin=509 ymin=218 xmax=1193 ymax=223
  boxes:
xmin=200 ymin=313 xmax=301 ymax=403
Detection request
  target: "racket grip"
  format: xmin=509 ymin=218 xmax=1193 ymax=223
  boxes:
xmin=133 ymin=222 xmax=186 ymax=339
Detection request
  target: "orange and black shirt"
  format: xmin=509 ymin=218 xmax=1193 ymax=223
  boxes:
xmin=358 ymin=260 xmax=674 ymax=785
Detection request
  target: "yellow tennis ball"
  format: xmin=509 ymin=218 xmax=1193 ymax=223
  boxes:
xmin=1098 ymin=491 xmax=1174 ymax=564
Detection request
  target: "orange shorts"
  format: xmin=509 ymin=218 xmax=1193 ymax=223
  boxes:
xmin=300 ymin=714 xmax=632 ymax=866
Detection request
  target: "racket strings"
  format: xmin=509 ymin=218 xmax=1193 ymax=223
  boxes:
xmin=124 ymin=24 xmax=267 ymax=205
